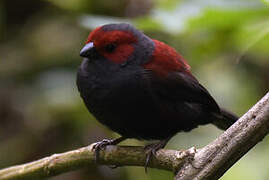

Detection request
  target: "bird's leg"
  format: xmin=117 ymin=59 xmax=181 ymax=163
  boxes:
xmin=93 ymin=136 xmax=127 ymax=163
xmin=143 ymin=137 xmax=171 ymax=173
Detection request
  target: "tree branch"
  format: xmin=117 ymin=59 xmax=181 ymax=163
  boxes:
xmin=175 ymin=92 xmax=269 ymax=180
xmin=0 ymin=144 xmax=196 ymax=180
xmin=0 ymin=92 xmax=268 ymax=180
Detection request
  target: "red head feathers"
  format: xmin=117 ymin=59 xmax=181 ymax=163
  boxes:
xmin=82 ymin=23 xmax=191 ymax=77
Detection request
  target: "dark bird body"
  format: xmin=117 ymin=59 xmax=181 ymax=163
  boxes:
xmin=77 ymin=23 xmax=238 ymax=164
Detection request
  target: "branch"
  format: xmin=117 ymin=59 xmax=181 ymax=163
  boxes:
xmin=0 ymin=144 xmax=196 ymax=180
xmin=175 ymin=92 xmax=269 ymax=180
xmin=0 ymin=92 xmax=268 ymax=180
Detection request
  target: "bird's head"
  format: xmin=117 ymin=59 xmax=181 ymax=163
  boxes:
xmin=80 ymin=23 xmax=191 ymax=77
xmin=80 ymin=23 xmax=154 ymax=65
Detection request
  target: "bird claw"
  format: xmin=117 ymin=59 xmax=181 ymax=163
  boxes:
xmin=93 ymin=139 xmax=115 ymax=163
xmin=92 ymin=137 xmax=126 ymax=163
xmin=143 ymin=140 xmax=168 ymax=173
xmin=93 ymin=139 xmax=114 ymax=149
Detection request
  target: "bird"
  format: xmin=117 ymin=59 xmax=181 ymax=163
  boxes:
xmin=77 ymin=23 xmax=238 ymax=169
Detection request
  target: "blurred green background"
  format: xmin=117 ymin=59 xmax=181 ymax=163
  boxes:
xmin=0 ymin=0 xmax=268 ymax=179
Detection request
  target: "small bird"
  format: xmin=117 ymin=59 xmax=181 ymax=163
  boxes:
xmin=77 ymin=23 xmax=238 ymax=168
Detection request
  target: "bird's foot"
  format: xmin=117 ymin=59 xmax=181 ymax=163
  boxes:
xmin=93 ymin=139 xmax=113 ymax=162
xmin=143 ymin=139 xmax=169 ymax=173
xmin=93 ymin=137 xmax=126 ymax=163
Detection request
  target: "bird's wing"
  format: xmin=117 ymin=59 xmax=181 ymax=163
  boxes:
xmin=142 ymin=39 xmax=220 ymax=113
xmin=143 ymin=70 xmax=220 ymax=114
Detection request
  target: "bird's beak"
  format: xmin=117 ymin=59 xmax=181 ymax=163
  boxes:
xmin=80 ymin=42 xmax=94 ymax=57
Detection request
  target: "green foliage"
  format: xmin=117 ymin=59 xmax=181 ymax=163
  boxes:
xmin=47 ymin=0 xmax=90 ymax=11
xmin=156 ymin=0 xmax=181 ymax=10
xmin=134 ymin=16 xmax=164 ymax=31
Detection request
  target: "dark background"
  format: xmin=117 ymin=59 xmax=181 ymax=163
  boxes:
xmin=0 ymin=0 xmax=268 ymax=179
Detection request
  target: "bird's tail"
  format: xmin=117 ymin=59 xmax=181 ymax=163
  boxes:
xmin=212 ymin=108 xmax=239 ymax=130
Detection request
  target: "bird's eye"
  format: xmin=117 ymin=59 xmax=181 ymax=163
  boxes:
xmin=105 ymin=43 xmax=116 ymax=53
